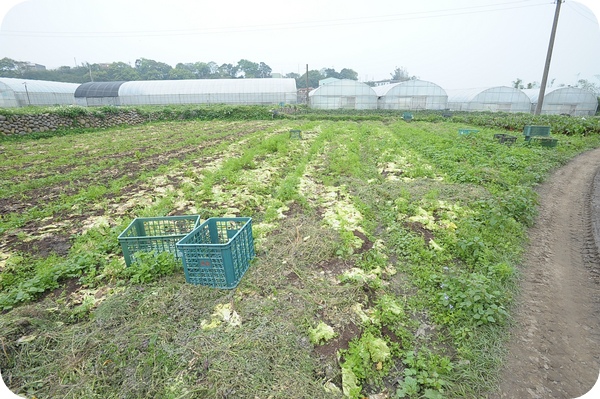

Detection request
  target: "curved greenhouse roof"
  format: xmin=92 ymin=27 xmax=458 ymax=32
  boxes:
xmin=447 ymin=86 xmax=531 ymax=113
xmin=74 ymin=78 xmax=298 ymax=106
xmin=121 ymin=78 xmax=297 ymax=106
xmin=75 ymin=82 xmax=126 ymax=98
xmin=522 ymin=87 xmax=598 ymax=116
xmin=309 ymin=79 xmax=377 ymax=110
xmin=373 ymin=80 xmax=447 ymax=110
xmin=0 ymin=77 xmax=79 ymax=107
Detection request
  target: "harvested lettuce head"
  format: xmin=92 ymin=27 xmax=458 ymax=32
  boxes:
xmin=308 ymin=321 xmax=337 ymax=345
xmin=200 ymin=303 xmax=242 ymax=330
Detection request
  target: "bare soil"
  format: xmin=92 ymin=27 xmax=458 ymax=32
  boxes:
xmin=492 ymin=147 xmax=600 ymax=398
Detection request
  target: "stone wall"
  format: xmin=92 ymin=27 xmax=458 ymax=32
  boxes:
xmin=0 ymin=110 xmax=148 ymax=136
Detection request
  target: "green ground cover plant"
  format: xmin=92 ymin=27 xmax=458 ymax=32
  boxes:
xmin=1 ymin=111 xmax=599 ymax=399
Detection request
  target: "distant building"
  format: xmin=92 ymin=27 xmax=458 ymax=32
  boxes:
xmin=297 ymin=88 xmax=313 ymax=104
xmin=23 ymin=63 xmax=46 ymax=71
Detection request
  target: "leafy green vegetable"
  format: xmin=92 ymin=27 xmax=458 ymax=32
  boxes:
xmin=367 ymin=336 xmax=391 ymax=363
xmin=341 ymin=365 xmax=361 ymax=398
xmin=308 ymin=321 xmax=336 ymax=344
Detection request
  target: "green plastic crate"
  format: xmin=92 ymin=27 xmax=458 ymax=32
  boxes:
xmin=458 ymin=129 xmax=479 ymax=135
xmin=493 ymin=133 xmax=517 ymax=146
xmin=523 ymin=125 xmax=550 ymax=141
xmin=289 ymin=129 xmax=302 ymax=139
xmin=177 ymin=217 xmax=255 ymax=289
xmin=531 ymin=137 xmax=558 ymax=147
xmin=118 ymin=215 xmax=201 ymax=266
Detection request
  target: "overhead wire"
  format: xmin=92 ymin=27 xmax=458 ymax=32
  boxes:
xmin=1 ymin=0 xmax=551 ymax=38
xmin=565 ymin=2 xmax=599 ymax=25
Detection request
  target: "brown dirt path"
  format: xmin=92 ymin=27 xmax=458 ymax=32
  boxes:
xmin=492 ymin=147 xmax=600 ymax=399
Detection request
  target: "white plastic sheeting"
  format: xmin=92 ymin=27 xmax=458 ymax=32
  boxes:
xmin=318 ymin=77 xmax=339 ymax=86
xmin=116 ymin=78 xmax=297 ymax=106
xmin=309 ymin=79 xmax=377 ymax=110
xmin=447 ymin=86 xmax=531 ymax=113
xmin=523 ymin=87 xmax=598 ymax=116
xmin=0 ymin=77 xmax=78 ymax=108
xmin=373 ymin=80 xmax=448 ymax=110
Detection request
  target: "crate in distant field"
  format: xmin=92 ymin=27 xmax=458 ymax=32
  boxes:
xmin=531 ymin=136 xmax=558 ymax=148
xmin=458 ymin=128 xmax=479 ymax=135
xmin=177 ymin=217 xmax=255 ymax=289
xmin=523 ymin=125 xmax=550 ymax=140
xmin=289 ymin=129 xmax=303 ymax=139
xmin=118 ymin=215 xmax=201 ymax=267
xmin=493 ymin=133 xmax=517 ymax=146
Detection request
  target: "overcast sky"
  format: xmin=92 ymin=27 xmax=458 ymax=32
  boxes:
xmin=0 ymin=0 xmax=599 ymax=89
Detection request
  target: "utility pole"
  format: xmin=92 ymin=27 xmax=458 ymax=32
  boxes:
xmin=22 ymin=82 xmax=31 ymax=106
xmin=87 ymin=62 xmax=94 ymax=82
xmin=535 ymin=0 xmax=563 ymax=115
xmin=306 ymin=64 xmax=309 ymax=105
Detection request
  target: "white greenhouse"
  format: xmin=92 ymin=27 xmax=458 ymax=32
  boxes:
xmin=373 ymin=80 xmax=448 ymax=110
xmin=522 ymin=87 xmax=598 ymax=116
xmin=447 ymin=87 xmax=531 ymax=113
xmin=309 ymin=79 xmax=377 ymax=110
xmin=74 ymin=78 xmax=298 ymax=106
xmin=0 ymin=77 xmax=79 ymax=108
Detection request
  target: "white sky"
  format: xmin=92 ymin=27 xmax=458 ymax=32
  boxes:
xmin=0 ymin=0 xmax=599 ymax=89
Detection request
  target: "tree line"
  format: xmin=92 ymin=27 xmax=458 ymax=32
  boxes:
xmin=0 ymin=58 xmax=274 ymax=83
xmin=512 ymin=76 xmax=600 ymax=95
xmin=0 ymin=57 xmax=414 ymax=89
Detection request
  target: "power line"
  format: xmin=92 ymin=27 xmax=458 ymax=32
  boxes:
xmin=565 ymin=2 xmax=599 ymax=25
xmin=0 ymin=1 xmax=550 ymax=38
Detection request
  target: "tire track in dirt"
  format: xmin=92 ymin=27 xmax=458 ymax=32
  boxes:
xmin=492 ymin=147 xmax=600 ymax=399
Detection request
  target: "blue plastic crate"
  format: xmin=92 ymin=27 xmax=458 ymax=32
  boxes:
xmin=118 ymin=215 xmax=201 ymax=267
xmin=177 ymin=217 xmax=255 ymax=289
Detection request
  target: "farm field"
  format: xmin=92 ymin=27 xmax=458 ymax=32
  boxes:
xmin=1 ymin=116 xmax=600 ymax=399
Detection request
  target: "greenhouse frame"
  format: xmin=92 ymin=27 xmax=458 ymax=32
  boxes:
xmin=74 ymin=78 xmax=298 ymax=106
xmin=309 ymin=79 xmax=378 ymax=110
xmin=373 ymin=80 xmax=448 ymax=110
xmin=446 ymin=86 xmax=531 ymax=113
xmin=523 ymin=87 xmax=598 ymax=116
xmin=0 ymin=77 xmax=79 ymax=108
xmin=74 ymin=82 xmax=126 ymax=106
